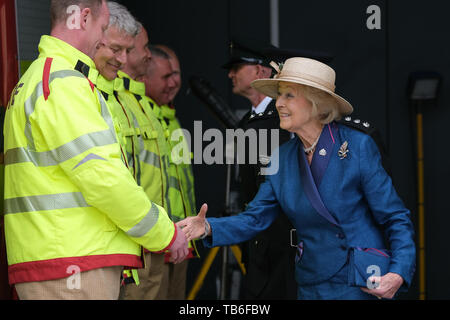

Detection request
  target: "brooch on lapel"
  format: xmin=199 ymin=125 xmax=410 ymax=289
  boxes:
xmin=338 ymin=141 xmax=349 ymax=159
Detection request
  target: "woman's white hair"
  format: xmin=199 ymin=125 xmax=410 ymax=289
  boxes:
xmin=107 ymin=1 xmax=140 ymax=37
xmin=295 ymin=84 xmax=342 ymax=124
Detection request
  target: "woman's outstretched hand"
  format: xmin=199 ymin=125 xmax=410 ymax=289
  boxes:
xmin=176 ymin=203 xmax=209 ymax=241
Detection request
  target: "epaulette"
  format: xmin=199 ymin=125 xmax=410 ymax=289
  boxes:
xmin=338 ymin=116 xmax=392 ymax=177
xmin=246 ymin=100 xmax=278 ymax=123
xmin=338 ymin=116 xmax=374 ymax=135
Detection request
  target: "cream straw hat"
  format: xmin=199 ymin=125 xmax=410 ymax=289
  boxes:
xmin=251 ymin=57 xmax=353 ymax=115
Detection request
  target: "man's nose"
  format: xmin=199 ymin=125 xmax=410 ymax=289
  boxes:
xmin=168 ymin=76 xmax=177 ymax=89
xmin=116 ymin=50 xmax=127 ymax=65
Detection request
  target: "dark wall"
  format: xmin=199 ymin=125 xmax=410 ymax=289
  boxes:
xmin=388 ymin=0 xmax=450 ymax=300
xmin=120 ymin=0 xmax=449 ymax=299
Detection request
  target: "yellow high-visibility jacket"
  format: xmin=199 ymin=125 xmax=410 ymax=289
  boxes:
xmin=116 ymin=72 xmax=172 ymax=213
xmin=115 ymin=74 xmax=197 ymax=258
xmin=160 ymin=105 xmax=197 ymax=220
xmin=3 ymin=36 xmax=175 ymax=285
xmin=157 ymin=103 xmax=198 ymax=260
xmin=95 ymin=74 xmax=139 ymax=180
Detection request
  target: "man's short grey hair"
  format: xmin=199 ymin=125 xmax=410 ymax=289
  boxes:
xmin=107 ymin=1 xmax=140 ymax=36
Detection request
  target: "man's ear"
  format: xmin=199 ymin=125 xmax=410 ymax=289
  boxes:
xmin=261 ymin=65 xmax=273 ymax=78
xmin=256 ymin=65 xmax=272 ymax=79
xmin=79 ymin=7 xmax=91 ymax=30
xmin=255 ymin=64 xmax=264 ymax=78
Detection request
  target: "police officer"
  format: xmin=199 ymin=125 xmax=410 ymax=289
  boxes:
xmin=223 ymin=39 xmax=297 ymax=300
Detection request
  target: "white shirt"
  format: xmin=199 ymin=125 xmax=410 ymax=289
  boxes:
xmin=251 ymin=96 xmax=272 ymax=115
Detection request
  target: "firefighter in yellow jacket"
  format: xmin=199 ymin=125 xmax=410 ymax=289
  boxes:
xmin=3 ymin=0 xmax=188 ymax=300
xmin=92 ymin=2 xmax=141 ymax=182
xmin=113 ymin=24 xmax=179 ymax=300
xmin=139 ymin=45 xmax=198 ymax=300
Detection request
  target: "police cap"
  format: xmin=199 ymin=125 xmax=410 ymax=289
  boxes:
xmin=222 ymin=38 xmax=276 ymax=70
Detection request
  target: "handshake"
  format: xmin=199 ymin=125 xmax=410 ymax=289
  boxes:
xmin=167 ymin=204 xmax=209 ymax=264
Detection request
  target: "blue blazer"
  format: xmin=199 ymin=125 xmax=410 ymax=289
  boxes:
xmin=205 ymin=122 xmax=416 ymax=288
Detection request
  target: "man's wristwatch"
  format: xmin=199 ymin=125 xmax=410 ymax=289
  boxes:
xmin=199 ymin=220 xmax=211 ymax=239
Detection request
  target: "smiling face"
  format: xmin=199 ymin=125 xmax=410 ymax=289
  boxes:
xmin=140 ymin=56 xmax=176 ymax=106
xmin=84 ymin=0 xmax=110 ymax=59
xmin=124 ymin=27 xmax=152 ymax=79
xmin=94 ymin=26 xmax=135 ymax=80
xmin=275 ymin=82 xmax=317 ymax=133
xmin=167 ymin=56 xmax=181 ymax=102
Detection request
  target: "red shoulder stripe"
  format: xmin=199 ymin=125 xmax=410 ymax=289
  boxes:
xmin=43 ymin=58 xmax=53 ymax=101
xmin=87 ymin=78 xmax=95 ymax=92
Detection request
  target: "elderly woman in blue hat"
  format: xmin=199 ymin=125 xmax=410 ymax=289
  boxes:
xmin=178 ymin=57 xmax=416 ymax=300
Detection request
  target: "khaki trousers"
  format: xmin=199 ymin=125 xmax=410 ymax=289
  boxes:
xmin=162 ymin=258 xmax=189 ymax=300
xmin=15 ymin=266 xmax=123 ymax=300
xmin=121 ymin=251 xmax=161 ymax=300
xmin=121 ymin=252 xmax=188 ymax=300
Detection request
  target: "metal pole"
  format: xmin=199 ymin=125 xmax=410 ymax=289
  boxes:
xmin=220 ymin=163 xmax=232 ymax=300
xmin=220 ymin=247 xmax=228 ymax=300
xmin=416 ymin=102 xmax=426 ymax=300
xmin=270 ymin=0 xmax=279 ymax=47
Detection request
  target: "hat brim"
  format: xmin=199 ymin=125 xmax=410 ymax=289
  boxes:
xmin=222 ymin=57 xmax=271 ymax=70
xmin=251 ymin=78 xmax=353 ymax=116
xmin=222 ymin=58 xmax=245 ymax=70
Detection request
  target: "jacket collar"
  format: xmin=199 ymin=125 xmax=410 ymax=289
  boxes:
xmin=161 ymin=104 xmax=176 ymax=120
xmin=117 ymin=71 xmax=146 ymax=96
xmin=252 ymin=96 xmax=272 ymax=114
xmin=247 ymin=99 xmax=278 ymax=122
xmin=38 ymin=35 xmax=96 ymax=71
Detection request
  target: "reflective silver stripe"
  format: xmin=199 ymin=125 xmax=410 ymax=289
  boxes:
xmin=168 ymin=175 xmax=181 ymax=191
xmin=126 ymin=202 xmax=160 ymax=238
xmin=140 ymin=149 xmax=161 ymax=168
xmin=4 ymin=192 xmax=90 ymax=215
xmin=24 ymin=70 xmax=86 ymax=150
xmin=162 ymin=155 xmax=172 ymax=218
xmin=73 ymin=153 xmax=106 ymax=170
xmin=97 ymin=90 xmax=117 ymax=139
xmin=182 ymin=166 xmax=196 ymax=215
xmin=132 ymin=114 xmax=142 ymax=186
xmin=5 ymin=129 xmax=116 ymax=167
xmin=126 ymin=151 xmax=134 ymax=170
xmin=136 ymin=133 xmax=145 ymax=186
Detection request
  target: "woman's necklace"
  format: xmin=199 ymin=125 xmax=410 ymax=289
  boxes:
xmin=303 ymin=134 xmax=321 ymax=154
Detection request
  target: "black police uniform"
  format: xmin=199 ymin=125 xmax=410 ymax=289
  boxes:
xmin=224 ymin=39 xmax=297 ymax=299
xmin=238 ymin=99 xmax=297 ymax=300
